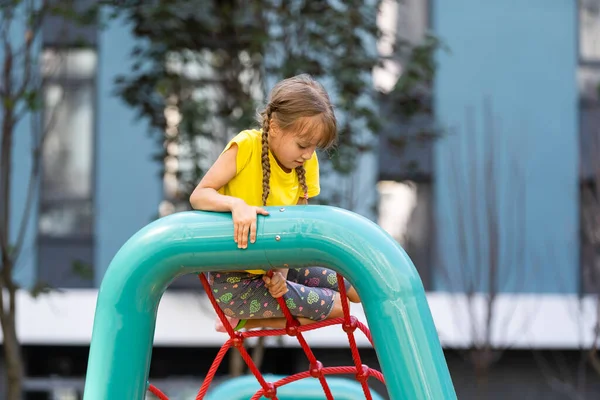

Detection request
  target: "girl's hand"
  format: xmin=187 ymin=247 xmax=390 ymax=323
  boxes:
xmin=263 ymin=272 xmax=288 ymax=298
xmin=231 ymin=199 xmax=269 ymax=248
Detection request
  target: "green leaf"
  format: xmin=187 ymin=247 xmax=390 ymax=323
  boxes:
xmin=23 ymin=90 xmax=42 ymax=111
xmin=72 ymin=260 xmax=94 ymax=280
xmin=29 ymin=281 xmax=54 ymax=298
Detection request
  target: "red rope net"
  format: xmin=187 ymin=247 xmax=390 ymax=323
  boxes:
xmin=147 ymin=271 xmax=384 ymax=399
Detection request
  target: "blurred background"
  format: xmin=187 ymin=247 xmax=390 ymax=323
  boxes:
xmin=1 ymin=0 xmax=599 ymax=399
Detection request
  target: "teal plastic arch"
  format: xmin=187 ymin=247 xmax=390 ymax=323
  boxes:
xmin=205 ymin=374 xmax=386 ymax=400
xmin=82 ymin=206 xmax=457 ymax=400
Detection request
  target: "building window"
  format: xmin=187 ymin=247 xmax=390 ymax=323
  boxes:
xmin=39 ymin=49 xmax=96 ymax=238
xmin=375 ymin=0 xmax=434 ymax=289
xmin=579 ymin=1 xmax=600 ymax=294
xmin=38 ymin=0 xmax=98 ymax=288
xmin=38 ymin=48 xmax=97 ymax=288
xmin=580 ymin=0 xmax=600 ymax=63
xmin=377 ymin=181 xmax=433 ymax=288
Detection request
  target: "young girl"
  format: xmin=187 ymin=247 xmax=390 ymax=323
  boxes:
xmin=190 ymin=74 xmax=360 ymax=332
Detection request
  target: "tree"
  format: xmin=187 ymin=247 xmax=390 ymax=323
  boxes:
xmin=537 ymin=79 xmax=600 ymax=400
xmin=435 ymin=100 xmax=539 ymax=396
xmin=109 ymin=0 xmax=442 ymax=377
xmin=530 ymin=69 xmax=600 ymax=400
xmin=0 ymin=1 xmax=97 ymax=398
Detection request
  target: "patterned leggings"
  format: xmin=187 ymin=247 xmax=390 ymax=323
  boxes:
xmin=208 ymin=267 xmax=351 ymax=322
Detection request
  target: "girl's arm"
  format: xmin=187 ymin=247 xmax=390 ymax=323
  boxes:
xmin=189 ymin=145 xmax=243 ymax=212
xmin=190 ymin=144 xmax=269 ymax=248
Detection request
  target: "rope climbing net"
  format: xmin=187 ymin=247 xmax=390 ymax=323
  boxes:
xmin=147 ymin=271 xmax=385 ymax=400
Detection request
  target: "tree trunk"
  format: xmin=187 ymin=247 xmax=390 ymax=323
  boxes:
xmin=0 ymin=110 xmax=21 ymax=399
xmin=1 ymin=289 xmax=23 ymax=400
xmin=250 ymin=336 xmax=266 ymax=372
xmin=228 ymin=336 xmax=267 ymax=377
xmin=0 ymin=112 xmax=13 ymax=258
xmin=230 ymin=349 xmax=245 ymax=377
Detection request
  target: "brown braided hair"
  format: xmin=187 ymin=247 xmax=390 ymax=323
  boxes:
xmin=261 ymin=107 xmax=272 ymax=206
xmin=257 ymin=74 xmax=337 ymax=206
xmin=295 ymin=165 xmax=308 ymax=204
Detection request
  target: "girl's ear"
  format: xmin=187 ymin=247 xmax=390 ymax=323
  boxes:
xmin=269 ymin=119 xmax=279 ymax=138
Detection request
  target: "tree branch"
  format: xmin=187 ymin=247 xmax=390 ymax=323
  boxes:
xmin=12 ymin=54 xmax=66 ymax=265
xmin=12 ymin=0 xmax=41 ymax=102
xmin=0 ymin=276 xmax=8 ymax=324
xmin=0 ymin=8 xmax=15 ymax=270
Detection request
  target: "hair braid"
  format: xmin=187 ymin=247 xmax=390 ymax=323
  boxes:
xmin=261 ymin=108 xmax=272 ymax=206
xmin=295 ymin=165 xmax=308 ymax=201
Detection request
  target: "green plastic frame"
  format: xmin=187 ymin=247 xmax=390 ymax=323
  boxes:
xmin=82 ymin=206 xmax=457 ymax=399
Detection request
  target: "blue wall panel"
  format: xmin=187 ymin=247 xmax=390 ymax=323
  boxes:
xmin=95 ymin=15 xmax=162 ymax=286
xmin=432 ymin=0 xmax=578 ymax=293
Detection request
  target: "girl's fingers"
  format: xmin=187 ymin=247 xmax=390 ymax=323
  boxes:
xmin=250 ymin=220 xmax=257 ymax=244
xmin=256 ymin=207 xmax=270 ymax=216
xmin=233 ymin=223 xmax=239 ymax=243
xmin=237 ymin=224 xmax=245 ymax=248
xmin=241 ymin=224 xmax=250 ymax=248
xmin=271 ymin=283 xmax=287 ymax=297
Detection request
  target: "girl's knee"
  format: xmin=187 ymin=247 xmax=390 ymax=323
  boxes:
xmin=327 ymin=293 xmax=346 ymax=319
xmin=346 ymin=286 xmax=361 ymax=303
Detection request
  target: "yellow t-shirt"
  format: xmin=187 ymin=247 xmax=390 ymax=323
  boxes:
xmin=218 ymin=129 xmax=320 ymax=274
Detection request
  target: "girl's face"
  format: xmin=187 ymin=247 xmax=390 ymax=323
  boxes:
xmin=269 ymin=117 xmax=322 ymax=172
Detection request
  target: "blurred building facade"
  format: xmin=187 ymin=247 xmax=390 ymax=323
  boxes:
xmin=5 ymin=0 xmax=600 ymax=399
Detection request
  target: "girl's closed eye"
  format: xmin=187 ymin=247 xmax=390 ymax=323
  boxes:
xmin=297 ymin=143 xmax=308 ymax=149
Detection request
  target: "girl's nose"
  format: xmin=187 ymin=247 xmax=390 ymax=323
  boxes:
xmin=302 ymin=150 xmax=314 ymax=160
